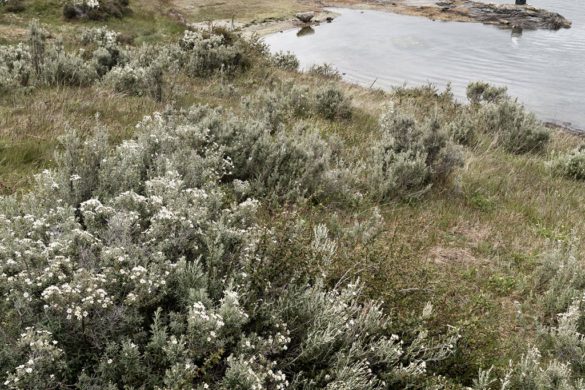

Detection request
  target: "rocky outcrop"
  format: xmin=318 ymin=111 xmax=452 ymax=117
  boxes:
xmin=435 ymin=0 xmax=571 ymax=30
xmin=295 ymin=12 xmax=315 ymax=23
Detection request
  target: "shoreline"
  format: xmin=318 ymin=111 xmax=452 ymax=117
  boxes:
xmin=228 ymin=0 xmax=571 ymax=38
xmin=181 ymin=1 xmax=580 ymax=133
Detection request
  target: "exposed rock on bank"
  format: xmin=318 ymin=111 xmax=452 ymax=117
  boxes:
xmin=370 ymin=0 xmax=571 ymax=30
xmin=435 ymin=0 xmax=571 ymax=30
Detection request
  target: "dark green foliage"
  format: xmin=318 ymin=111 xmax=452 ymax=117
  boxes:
xmin=63 ymin=0 xmax=131 ymax=21
xmin=3 ymin=0 xmax=25 ymax=13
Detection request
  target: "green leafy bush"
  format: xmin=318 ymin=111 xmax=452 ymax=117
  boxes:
xmin=63 ymin=0 xmax=131 ymax=21
xmin=2 ymin=0 xmax=25 ymax=13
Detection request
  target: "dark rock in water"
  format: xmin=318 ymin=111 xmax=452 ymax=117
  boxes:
xmin=326 ymin=16 xmax=334 ymax=23
xmin=297 ymin=26 xmax=315 ymax=37
xmin=295 ymin=12 xmax=315 ymax=23
xmin=511 ymin=26 xmax=523 ymax=37
xmin=515 ymin=0 xmax=526 ymax=5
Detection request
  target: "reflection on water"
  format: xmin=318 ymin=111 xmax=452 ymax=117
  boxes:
xmin=511 ymin=27 xmax=523 ymax=38
xmin=297 ymin=26 xmax=315 ymax=37
xmin=264 ymin=2 xmax=585 ymax=129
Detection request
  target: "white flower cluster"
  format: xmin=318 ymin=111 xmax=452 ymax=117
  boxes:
xmin=0 ymin=101 xmax=462 ymax=388
xmin=81 ymin=26 xmax=119 ymax=48
xmin=3 ymin=328 xmax=64 ymax=389
xmin=41 ymin=270 xmax=113 ymax=321
xmin=74 ymin=0 xmax=100 ymax=9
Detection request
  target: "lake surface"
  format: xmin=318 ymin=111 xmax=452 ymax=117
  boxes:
xmin=264 ymin=1 xmax=585 ymax=129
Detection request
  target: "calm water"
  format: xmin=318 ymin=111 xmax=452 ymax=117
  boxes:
xmin=264 ymin=1 xmax=585 ymax=129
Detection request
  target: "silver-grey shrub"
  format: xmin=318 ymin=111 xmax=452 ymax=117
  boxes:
xmin=308 ymin=63 xmax=342 ymax=80
xmin=180 ymin=29 xmax=249 ymax=78
xmin=0 ymin=106 xmax=459 ymax=389
xmin=475 ymin=98 xmax=550 ymax=154
xmin=41 ymin=40 xmax=98 ymax=86
xmin=466 ymin=81 xmax=508 ymax=106
xmin=314 ymin=84 xmax=353 ymax=120
xmin=0 ymin=43 xmax=32 ymax=91
xmin=242 ymin=82 xmax=312 ymax=131
xmin=362 ymin=106 xmax=464 ymax=200
xmin=466 ymin=82 xmax=550 ymax=154
xmin=271 ymin=50 xmax=300 ymax=71
xmin=549 ymin=145 xmax=585 ymax=181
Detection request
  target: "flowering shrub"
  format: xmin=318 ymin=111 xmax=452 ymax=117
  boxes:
xmin=180 ymin=29 xmax=250 ymax=78
xmin=0 ymin=23 xmax=256 ymax=101
xmin=0 ymin=105 xmax=460 ymax=388
xmin=472 ymin=243 xmax=585 ymax=389
xmin=63 ymin=0 xmax=131 ymax=20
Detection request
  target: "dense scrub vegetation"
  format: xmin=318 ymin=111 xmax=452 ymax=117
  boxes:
xmin=1 ymin=12 xmax=585 ymax=389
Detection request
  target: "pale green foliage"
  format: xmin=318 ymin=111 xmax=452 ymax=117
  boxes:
xmin=533 ymin=242 xmax=585 ymax=319
xmin=0 ymin=43 xmax=31 ymax=91
xmin=63 ymin=0 xmax=131 ymax=21
xmin=314 ymin=84 xmax=352 ymax=120
xmin=0 ymin=24 xmax=251 ymax=100
xmin=130 ymin=106 xmax=339 ymax=203
xmin=466 ymin=81 xmax=508 ymax=105
xmin=466 ymin=82 xmax=550 ymax=154
xmin=475 ymin=98 xmax=550 ymax=153
xmin=445 ymin=113 xmax=477 ymax=146
xmin=242 ymin=83 xmax=311 ymax=131
xmin=362 ymin=105 xmax=464 ymax=199
xmin=550 ymin=145 xmax=585 ymax=181
xmin=474 ymin=347 xmax=585 ymax=390
xmin=0 ymin=105 xmax=459 ymax=388
xmin=539 ymin=298 xmax=585 ymax=377
xmin=308 ymin=63 xmax=342 ymax=80
xmin=180 ymin=29 xmax=249 ymax=78
xmin=473 ymin=244 xmax=585 ymax=389
xmin=271 ymin=50 xmax=300 ymax=71
xmin=82 ymin=26 xmax=127 ymax=77
xmin=41 ymin=40 xmax=98 ymax=86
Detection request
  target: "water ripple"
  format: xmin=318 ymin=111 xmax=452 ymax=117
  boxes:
xmin=264 ymin=3 xmax=585 ymax=129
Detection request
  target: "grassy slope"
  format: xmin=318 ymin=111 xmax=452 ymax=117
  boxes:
xmin=2 ymin=0 xmax=585 ymax=384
